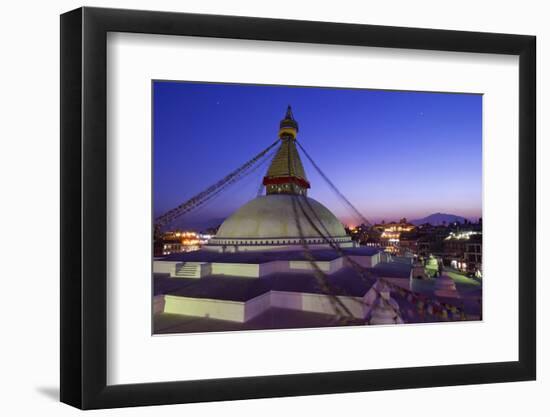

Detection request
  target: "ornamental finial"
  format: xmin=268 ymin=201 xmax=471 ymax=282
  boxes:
xmin=279 ymin=105 xmax=298 ymax=139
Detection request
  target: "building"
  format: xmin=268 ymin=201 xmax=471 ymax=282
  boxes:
xmin=443 ymin=230 xmax=482 ymax=273
xmin=398 ymin=231 xmax=420 ymax=256
xmin=372 ymin=219 xmax=416 ymax=254
xmin=416 ymin=224 xmax=448 ymax=258
xmin=154 ymin=230 xmax=212 ymax=256
xmin=464 ymin=234 xmax=482 ymax=277
xmin=346 ymin=223 xmax=374 ymax=244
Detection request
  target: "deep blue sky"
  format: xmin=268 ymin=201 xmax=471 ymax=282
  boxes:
xmin=153 ymin=81 xmax=482 ymax=230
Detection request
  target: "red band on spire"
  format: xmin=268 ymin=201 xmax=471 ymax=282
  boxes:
xmin=262 ymin=176 xmax=311 ymax=189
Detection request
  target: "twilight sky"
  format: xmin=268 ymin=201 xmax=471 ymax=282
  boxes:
xmin=153 ymin=81 xmax=482 ymax=230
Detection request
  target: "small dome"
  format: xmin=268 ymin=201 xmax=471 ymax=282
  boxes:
xmin=214 ymin=195 xmax=348 ymax=240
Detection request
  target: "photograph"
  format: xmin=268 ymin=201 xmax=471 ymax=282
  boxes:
xmin=0 ymin=0 xmax=542 ymax=413
xmin=152 ymin=81 xmax=483 ymax=334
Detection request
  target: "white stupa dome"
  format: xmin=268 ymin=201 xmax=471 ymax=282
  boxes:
xmin=207 ymin=194 xmax=354 ymax=251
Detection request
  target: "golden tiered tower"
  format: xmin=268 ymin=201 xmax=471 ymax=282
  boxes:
xmin=262 ymin=106 xmax=311 ymax=195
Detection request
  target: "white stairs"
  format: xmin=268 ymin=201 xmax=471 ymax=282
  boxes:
xmin=175 ymin=263 xmax=199 ymax=278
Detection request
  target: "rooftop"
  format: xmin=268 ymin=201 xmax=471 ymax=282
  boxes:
xmin=154 ymin=261 xmax=413 ymax=301
xmin=153 ymin=268 xmax=483 ymax=334
xmin=159 ymin=246 xmax=381 ymax=264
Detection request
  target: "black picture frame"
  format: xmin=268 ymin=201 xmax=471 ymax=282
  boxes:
xmin=60 ymin=6 xmax=536 ymax=410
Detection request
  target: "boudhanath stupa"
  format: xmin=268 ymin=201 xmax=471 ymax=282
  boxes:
xmin=152 ymin=107 xmax=481 ymax=333
xmin=206 ymin=106 xmax=355 ymax=252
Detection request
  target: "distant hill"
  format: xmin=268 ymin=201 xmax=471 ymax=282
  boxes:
xmin=410 ymin=213 xmax=468 ymax=226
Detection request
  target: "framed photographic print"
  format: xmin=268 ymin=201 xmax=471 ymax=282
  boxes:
xmin=60 ymin=6 xmax=536 ymax=409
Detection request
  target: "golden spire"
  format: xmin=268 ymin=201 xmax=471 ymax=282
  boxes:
xmin=264 ymin=106 xmax=310 ymax=195
xmin=278 ymin=105 xmax=299 ymax=140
